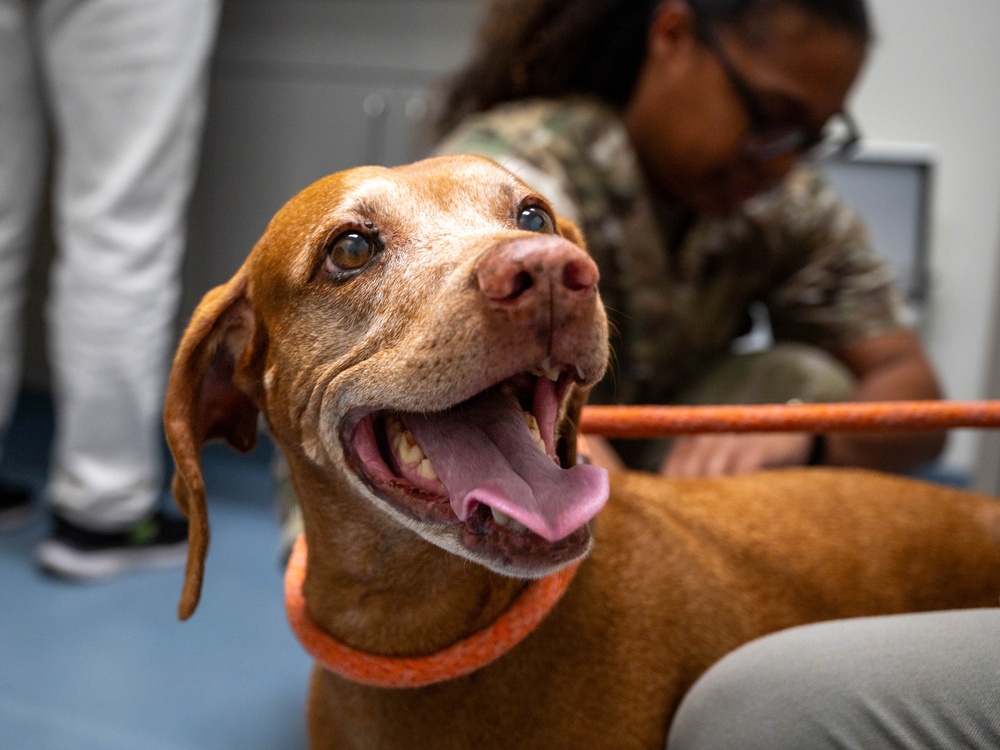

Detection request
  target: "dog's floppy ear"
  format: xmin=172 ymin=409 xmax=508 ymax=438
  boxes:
xmin=164 ymin=265 xmax=264 ymax=620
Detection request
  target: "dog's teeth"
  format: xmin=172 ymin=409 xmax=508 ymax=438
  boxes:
xmin=529 ymin=360 xmax=561 ymax=381
xmin=522 ymin=411 xmax=546 ymax=454
xmin=575 ymin=365 xmax=585 ymax=381
xmin=491 ymin=508 xmax=528 ymax=533
xmin=395 ymin=429 xmax=426 ymax=465
xmin=417 ymin=458 xmax=437 ymax=480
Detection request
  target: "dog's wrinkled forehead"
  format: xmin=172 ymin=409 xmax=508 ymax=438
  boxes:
xmin=248 ymin=155 xmax=541 ymax=293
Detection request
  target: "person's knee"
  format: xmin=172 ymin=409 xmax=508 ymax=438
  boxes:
xmin=666 ymin=628 xmax=826 ymax=750
xmin=667 ymin=612 xmax=1000 ymax=750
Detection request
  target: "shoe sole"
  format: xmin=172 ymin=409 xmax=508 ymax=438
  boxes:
xmin=35 ymin=539 xmax=188 ymax=581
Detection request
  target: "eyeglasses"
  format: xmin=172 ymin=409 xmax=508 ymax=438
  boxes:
xmin=694 ymin=19 xmax=861 ymax=161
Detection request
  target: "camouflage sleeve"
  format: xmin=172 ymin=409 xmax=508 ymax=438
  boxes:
xmin=758 ymin=169 xmax=908 ymax=351
xmin=434 ymin=117 xmax=583 ymax=224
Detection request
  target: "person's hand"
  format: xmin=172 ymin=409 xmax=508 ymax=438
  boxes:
xmin=659 ymin=432 xmax=813 ymax=478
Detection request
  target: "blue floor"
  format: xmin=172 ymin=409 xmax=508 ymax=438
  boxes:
xmin=0 ymin=391 xmax=311 ymax=750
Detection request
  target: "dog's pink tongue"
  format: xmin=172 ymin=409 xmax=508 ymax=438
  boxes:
xmin=402 ymin=391 xmax=608 ymax=542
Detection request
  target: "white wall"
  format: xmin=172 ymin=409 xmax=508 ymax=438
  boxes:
xmin=852 ymin=0 xmax=1000 ymax=470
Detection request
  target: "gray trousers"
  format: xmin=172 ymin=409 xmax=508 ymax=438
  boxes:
xmin=667 ymin=609 xmax=1000 ymax=749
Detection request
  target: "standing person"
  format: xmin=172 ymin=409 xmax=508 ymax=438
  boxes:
xmin=0 ymin=0 xmax=220 ymax=579
xmin=435 ymin=0 xmax=946 ymax=477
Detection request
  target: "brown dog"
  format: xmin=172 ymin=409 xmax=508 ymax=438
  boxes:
xmin=165 ymin=155 xmax=1000 ymax=749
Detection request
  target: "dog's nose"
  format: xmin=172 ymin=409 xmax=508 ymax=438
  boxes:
xmin=476 ymin=236 xmax=599 ymax=312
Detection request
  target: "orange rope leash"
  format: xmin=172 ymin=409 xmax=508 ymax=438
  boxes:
xmin=285 ymin=534 xmax=580 ymax=688
xmin=579 ymin=400 xmax=1000 ymax=438
xmin=283 ymin=400 xmax=1000 ymax=685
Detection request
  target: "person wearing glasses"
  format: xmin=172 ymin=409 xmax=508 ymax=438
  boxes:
xmin=430 ymin=3 xmax=1000 ymax=748
xmin=433 ymin=0 xmax=945 ymax=478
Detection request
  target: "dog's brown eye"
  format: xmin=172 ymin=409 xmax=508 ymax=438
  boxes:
xmin=517 ymin=206 xmax=554 ymax=234
xmin=326 ymin=232 xmax=375 ymax=275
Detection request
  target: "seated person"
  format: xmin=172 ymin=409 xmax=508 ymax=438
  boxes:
xmin=433 ymin=0 xmax=944 ymax=477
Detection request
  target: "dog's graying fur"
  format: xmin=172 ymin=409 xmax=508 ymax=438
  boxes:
xmin=165 ymin=155 xmax=1000 ymax=749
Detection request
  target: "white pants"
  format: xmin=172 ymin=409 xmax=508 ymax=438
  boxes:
xmin=0 ymin=0 xmax=219 ymax=529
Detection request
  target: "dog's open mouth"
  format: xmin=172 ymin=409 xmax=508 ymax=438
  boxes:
xmin=342 ymin=369 xmax=609 ymax=573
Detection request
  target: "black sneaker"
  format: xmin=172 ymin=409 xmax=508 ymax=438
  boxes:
xmin=0 ymin=480 xmax=34 ymax=530
xmin=36 ymin=509 xmax=188 ymax=580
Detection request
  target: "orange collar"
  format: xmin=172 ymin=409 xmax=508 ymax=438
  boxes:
xmin=284 ymin=534 xmax=580 ymax=689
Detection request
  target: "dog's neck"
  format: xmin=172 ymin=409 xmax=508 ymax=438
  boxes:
xmin=291 ymin=456 xmax=532 ymax=657
xmin=286 ymin=533 xmax=580 ymax=687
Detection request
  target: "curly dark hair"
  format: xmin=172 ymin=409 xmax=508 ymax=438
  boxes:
xmin=436 ymin=0 xmax=871 ymax=135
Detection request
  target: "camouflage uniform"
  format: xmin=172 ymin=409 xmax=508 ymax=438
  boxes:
xmin=435 ymin=98 xmax=905 ymax=411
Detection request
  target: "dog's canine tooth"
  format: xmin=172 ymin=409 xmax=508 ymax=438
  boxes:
xmin=491 ymin=507 xmax=511 ymax=526
xmin=510 ymin=519 xmax=529 ymax=533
